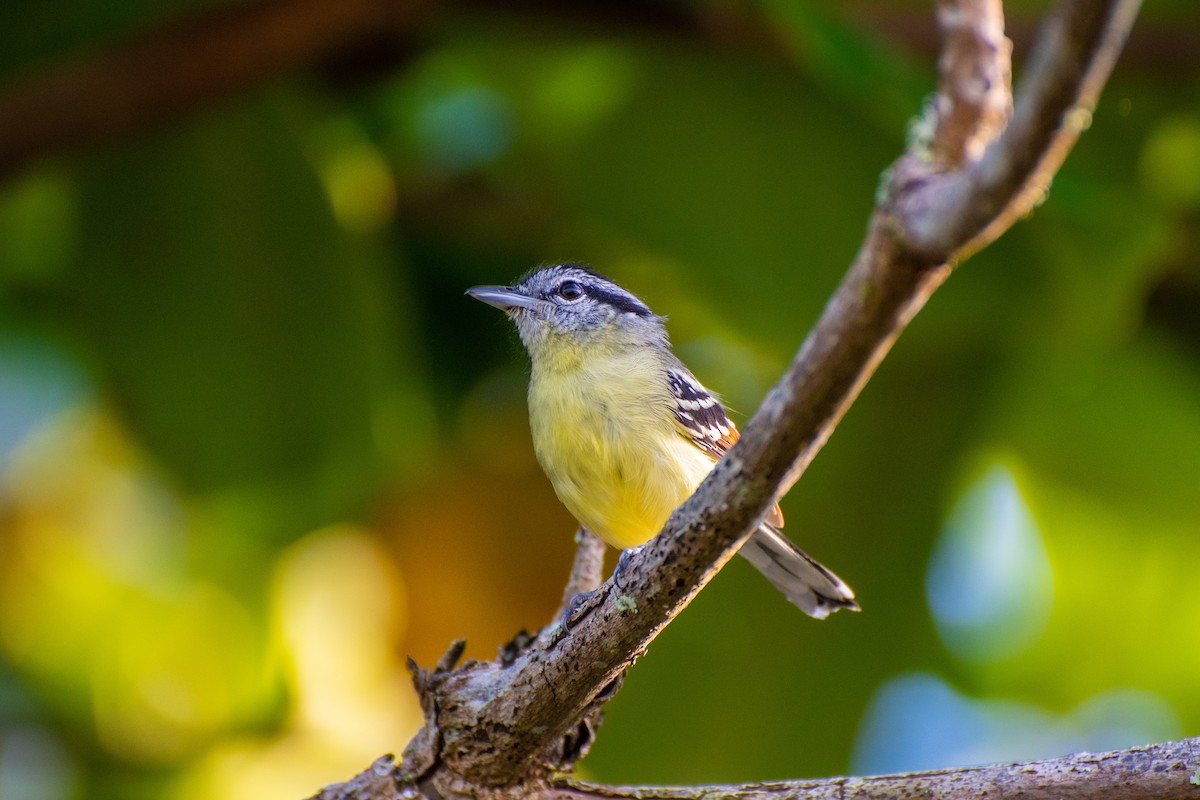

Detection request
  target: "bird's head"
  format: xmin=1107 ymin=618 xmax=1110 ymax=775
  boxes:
xmin=467 ymin=264 xmax=666 ymax=357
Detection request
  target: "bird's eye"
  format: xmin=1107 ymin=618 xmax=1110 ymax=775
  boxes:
xmin=557 ymin=280 xmax=584 ymax=301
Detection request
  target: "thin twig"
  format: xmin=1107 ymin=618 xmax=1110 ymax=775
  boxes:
xmin=930 ymin=0 xmax=1012 ymax=166
xmin=550 ymin=736 xmax=1200 ymax=800
xmin=554 ymin=528 xmax=608 ymax=620
xmin=894 ymin=0 xmax=1141 ymax=259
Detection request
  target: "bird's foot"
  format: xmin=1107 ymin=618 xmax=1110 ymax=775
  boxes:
xmin=613 ymin=543 xmax=645 ymax=590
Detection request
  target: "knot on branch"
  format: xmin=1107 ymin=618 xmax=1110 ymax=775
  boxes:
xmin=885 ymin=0 xmax=1137 ymax=262
xmin=395 ymin=624 xmax=623 ymax=800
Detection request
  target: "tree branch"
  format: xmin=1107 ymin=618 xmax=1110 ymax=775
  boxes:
xmin=892 ymin=0 xmax=1141 ymax=259
xmin=373 ymin=1 xmax=1145 ymax=797
xmin=0 ymin=0 xmax=1167 ymax=797
xmin=551 ymin=736 xmax=1200 ymax=800
xmin=554 ymin=528 xmax=607 ymax=620
xmin=929 ymin=0 xmax=1012 ymax=166
xmin=316 ymin=736 xmax=1200 ymax=800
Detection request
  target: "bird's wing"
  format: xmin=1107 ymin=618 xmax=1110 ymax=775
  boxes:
xmin=666 ymin=367 xmax=736 ymax=458
xmin=666 ymin=367 xmax=784 ymax=527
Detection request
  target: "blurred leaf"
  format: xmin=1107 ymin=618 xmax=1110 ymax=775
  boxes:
xmin=55 ymin=90 xmax=413 ymax=531
xmin=0 ymin=332 xmax=89 ymax=468
xmin=0 ymin=170 xmax=76 ymax=291
xmin=1139 ymin=115 xmax=1200 ymax=211
xmin=926 ymin=465 xmax=1053 ymax=663
xmin=0 ymin=725 xmax=79 ymax=800
xmin=0 ymin=414 xmax=277 ymax=764
xmin=1024 ymin=173 xmax=1174 ymax=348
xmin=852 ymin=674 xmax=1179 ymax=774
xmin=757 ymin=0 xmax=928 ymax=132
xmin=996 ymin=335 xmax=1200 ymax=517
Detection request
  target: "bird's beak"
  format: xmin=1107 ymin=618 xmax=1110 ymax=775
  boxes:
xmin=466 ymin=285 xmax=545 ymax=312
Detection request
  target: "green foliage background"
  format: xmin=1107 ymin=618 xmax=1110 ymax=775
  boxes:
xmin=0 ymin=2 xmax=1198 ymax=798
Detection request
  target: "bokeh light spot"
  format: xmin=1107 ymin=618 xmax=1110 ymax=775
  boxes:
xmin=0 ymin=170 xmax=76 ymax=285
xmin=273 ymin=525 xmax=418 ymax=752
xmin=307 ymin=118 xmax=398 ymax=235
xmin=414 ymin=86 xmax=514 ymax=172
xmin=0 ymin=336 xmax=88 ymax=471
xmin=534 ymin=44 xmax=635 ymax=143
xmin=853 ymin=673 xmax=1181 ymax=774
xmin=1139 ymin=115 xmax=1200 ymax=210
xmin=0 ymin=726 xmax=78 ymax=800
xmin=927 ymin=465 xmax=1053 ymax=661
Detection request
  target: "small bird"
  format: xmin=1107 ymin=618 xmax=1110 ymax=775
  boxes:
xmin=467 ymin=264 xmax=858 ymax=619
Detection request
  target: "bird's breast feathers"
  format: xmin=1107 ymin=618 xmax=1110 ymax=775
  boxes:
xmin=529 ymin=350 xmax=714 ymax=549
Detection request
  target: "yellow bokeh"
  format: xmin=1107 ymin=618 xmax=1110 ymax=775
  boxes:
xmin=0 ymin=413 xmax=272 ymax=763
xmin=178 ymin=526 xmax=422 ymax=800
xmin=0 ymin=411 xmax=423 ymax=798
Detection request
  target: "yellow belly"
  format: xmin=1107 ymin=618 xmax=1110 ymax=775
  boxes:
xmin=529 ymin=352 xmax=714 ymax=549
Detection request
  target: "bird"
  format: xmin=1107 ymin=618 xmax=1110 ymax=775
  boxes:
xmin=466 ymin=263 xmax=858 ymax=619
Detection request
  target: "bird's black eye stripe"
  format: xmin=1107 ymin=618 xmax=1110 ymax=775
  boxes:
xmin=585 ymin=285 xmax=652 ymax=316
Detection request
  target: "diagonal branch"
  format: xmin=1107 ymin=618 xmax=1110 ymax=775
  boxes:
xmin=376 ymin=1 xmax=1144 ymax=798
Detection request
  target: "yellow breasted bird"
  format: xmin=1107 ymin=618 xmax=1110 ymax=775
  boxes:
xmin=467 ymin=264 xmax=858 ymax=619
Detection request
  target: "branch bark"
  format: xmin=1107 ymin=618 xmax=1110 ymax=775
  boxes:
xmin=551 ymin=736 xmax=1200 ymax=800
xmin=929 ymin=0 xmax=1012 ymax=166
xmin=317 ymin=736 xmax=1200 ymax=800
xmin=892 ymin=0 xmax=1142 ymax=259
xmin=554 ymin=528 xmax=607 ymax=620
xmin=369 ymin=0 xmax=1145 ymax=797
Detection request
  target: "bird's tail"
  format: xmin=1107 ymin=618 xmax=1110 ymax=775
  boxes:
xmin=739 ymin=525 xmax=859 ymax=619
